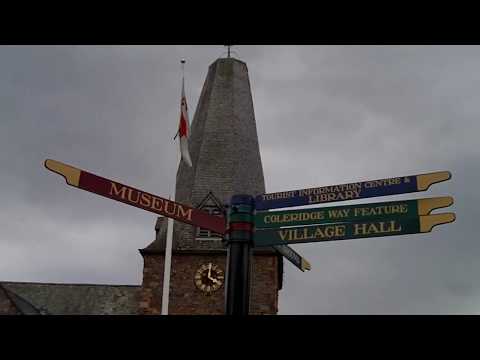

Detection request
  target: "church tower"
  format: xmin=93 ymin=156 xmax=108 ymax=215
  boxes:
xmin=139 ymin=57 xmax=282 ymax=315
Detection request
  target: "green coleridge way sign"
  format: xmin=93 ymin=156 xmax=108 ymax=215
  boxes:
xmin=254 ymin=197 xmax=453 ymax=229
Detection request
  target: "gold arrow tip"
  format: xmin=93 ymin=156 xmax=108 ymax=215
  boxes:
xmin=417 ymin=196 xmax=454 ymax=215
xmin=417 ymin=171 xmax=452 ymax=191
xmin=420 ymin=213 xmax=456 ymax=233
xmin=44 ymin=159 xmax=81 ymax=187
xmin=301 ymin=258 xmax=312 ymax=271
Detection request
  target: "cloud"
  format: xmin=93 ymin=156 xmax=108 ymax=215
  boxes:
xmin=0 ymin=45 xmax=478 ymax=314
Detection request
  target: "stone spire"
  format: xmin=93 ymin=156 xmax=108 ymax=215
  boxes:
xmin=144 ymin=57 xmax=266 ymax=252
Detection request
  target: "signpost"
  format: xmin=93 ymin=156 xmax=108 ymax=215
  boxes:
xmin=44 ymin=159 xmax=226 ymax=234
xmin=45 ymin=160 xmax=456 ymax=315
xmin=255 ymin=171 xmax=451 ymax=211
xmin=254 ymin=213 xmax=455 ymax=247
xmin=225 ymin=195 xmax=254 ymax=315
xmin=255 ymin=197 xmax=454 ymax=229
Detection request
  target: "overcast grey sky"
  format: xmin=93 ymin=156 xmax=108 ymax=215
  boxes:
xmin=0 ymin=45 xmax=478 ymax=314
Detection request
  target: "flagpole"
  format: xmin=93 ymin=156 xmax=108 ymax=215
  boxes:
xmin=161 ymin=59 xmax=187 ymax=315
xmin=161 ymin=208 xmax=174 ymax=315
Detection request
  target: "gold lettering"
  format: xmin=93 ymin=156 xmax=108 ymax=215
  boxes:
xmin=368 ymin=223 xmax=381 ymax=233
xmin=384 ymin=220 xmax=402 ymax=232
xmin=140 ymin=193 xmax=152 ymax=207
xmin=293 ymin=229 xmax=305 ymax=241
xmin=151 ymin=197 xmax=163 ymax=211
xmin=327 ymin=193 xmax=336 ymax=201
xmin=364 ymin=178 xmax=401 ymax=188
xmin=354 ymin=220 xmax=403 ymax=236
xmin=314 ymin=227 xmax=325 ymax=238
xmin=304 ymin=227 xmax=315 ymax=239
xmin=328 ymin=209 xmax=339 ymax=218
xmin=164 ymin=200 xmax=176 ymax=216
xmin=324 ymin=226 xmax=336 ymax=237
xmin=279 ymin=230 xmax=290 ymax=241
xmin=127 ymin=188 xmax=140 ymax=203
xmin=176 ymin=205 xmax=193 ymax=221
xmin=354 ymin=223 xmax=367 ymax=235
xmin=109 ymin=182 xmax=127 ymax=199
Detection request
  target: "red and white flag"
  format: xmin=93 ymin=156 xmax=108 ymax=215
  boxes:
xmin=178 ymin=76 xmax=192 ymax=167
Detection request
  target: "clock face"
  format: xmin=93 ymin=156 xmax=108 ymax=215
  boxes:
xmin=194 ymin=263 xmax=224 ymax=295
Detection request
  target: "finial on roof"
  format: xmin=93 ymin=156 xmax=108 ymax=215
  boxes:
xmin=224 ymin=44 xmax=233 ymax=58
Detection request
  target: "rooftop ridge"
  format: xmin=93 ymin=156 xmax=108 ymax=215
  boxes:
xmin=1 ymin=284 xmax=42 ymax=314
xmin=210 ymin=57 xmax=246 ymax=67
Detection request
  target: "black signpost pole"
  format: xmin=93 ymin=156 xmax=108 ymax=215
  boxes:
xmin=225 ymin=194 xmax=254 ymax=315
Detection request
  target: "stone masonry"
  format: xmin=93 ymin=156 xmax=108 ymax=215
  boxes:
xmin=140 ymin=251 xmax=280 ymax=315
xmin=140 ymin=57 xmax=282 ymax=315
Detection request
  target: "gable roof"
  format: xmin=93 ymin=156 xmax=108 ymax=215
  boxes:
xmin=195 ymin=191 xmax=225 ymax=211
xmin=1 ymin=282 xmax=140 ymax=315
xmin=0 ymin=284 xmax=41 ymax=314
xmin=0 ymin=284 xmax=21 ymax=314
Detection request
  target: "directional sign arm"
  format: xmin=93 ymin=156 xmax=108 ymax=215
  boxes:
xmin=254 ymin=213 xmax=456 ymax=247
xmin=272 ymin=245 xmax=311 ymax=272
xmin=255 ymin=197 xmax=454 ymax=229
xmin=45 ymin=159 xmax=226 ymax=234
xmin=255 ymin=171 xmax=452 ymax=210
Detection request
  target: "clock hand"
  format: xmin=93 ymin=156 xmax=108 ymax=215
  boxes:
xmin=208 ymin=263 xmax=212 ymax=279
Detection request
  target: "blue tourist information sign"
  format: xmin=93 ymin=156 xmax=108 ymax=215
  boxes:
xmin=255 ymin=171 xmax=451 ymax=211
